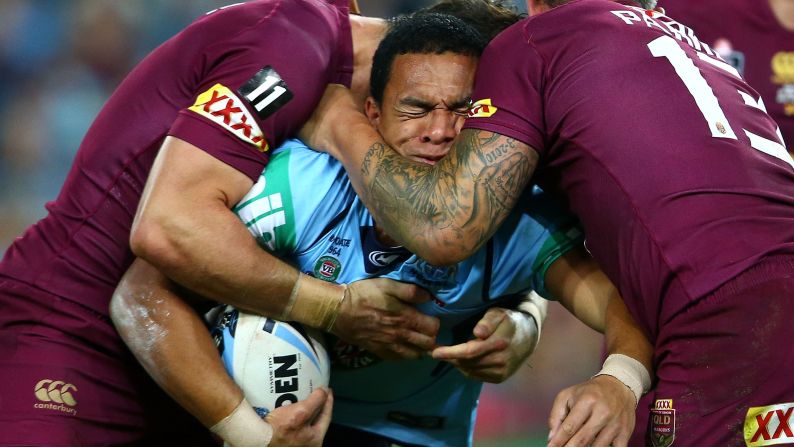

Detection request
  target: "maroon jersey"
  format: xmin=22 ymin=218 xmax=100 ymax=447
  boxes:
xmin=0 ymin=0 xmax=353 ymax=314
xmin=662 ymin=0 xmax=794 ymax=150
xmin=464 ymin=0 xmax=794 ymax=340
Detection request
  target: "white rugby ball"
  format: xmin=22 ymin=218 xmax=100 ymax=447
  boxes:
xmin=211 ymin=306 xmax=330 ymax=417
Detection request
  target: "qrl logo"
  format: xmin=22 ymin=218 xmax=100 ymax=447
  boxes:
xmin=745 ymin=403 xmax=794 ymax=446
xmin=34 ymin=379 xmax=77 ymax=407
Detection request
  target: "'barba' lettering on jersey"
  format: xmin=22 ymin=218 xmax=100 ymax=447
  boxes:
xmin=238 ymin=66 xmax=294 ymax=121
xmin=189 ymin=83 xmax=268 ymax=152
xmin=468 ymin=98 xmax=498 ymax=118
xmin=610 ymin=8 xmax=722 ymax=61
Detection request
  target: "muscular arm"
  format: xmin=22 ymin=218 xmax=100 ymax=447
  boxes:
xmin=110 ymin=260 xmax=333 ymax=447
xmin=544 ymin=247 xmax=653 ymax=447
xmin=109 ymin=259 xmax=241 ymax=427
xmin=545 ymin=246 xmax=652 ymax=370
xmin=307 ymin=87 xmax=537 ymax=265
xmin=130 ymin=136 xmax=438 ymax=357
xmin=130 ymin=136 xmax=343 ymax=318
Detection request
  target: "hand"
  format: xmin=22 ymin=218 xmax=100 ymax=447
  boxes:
xmin=267 ymin=388 xmax=334 ymax=447
xmin=298 ymin=84 xmax=359 ymax=158
xmin=430 ymin=307 xmax=537 ymax=383
xmin=547 ymin=375 xmax=636 ymax=447
xmin=331 ymin=278 xmax=440 ymax=360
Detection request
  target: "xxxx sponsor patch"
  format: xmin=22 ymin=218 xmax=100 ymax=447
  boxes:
xmin=188 ymin=83 xmax=268 ymax=152
xmin=745 ymin=403 xmax=794 ymax=446
xmin=651 ymin=399 xmax=676 ymax=447
xmin=468 ymin=98 xmax=498 ymax=118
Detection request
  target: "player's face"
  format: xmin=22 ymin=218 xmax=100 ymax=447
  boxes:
xmin=365 ymin=52 xmax=477 ymax=165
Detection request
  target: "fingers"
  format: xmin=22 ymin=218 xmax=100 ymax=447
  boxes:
xmin=547 ymin=402 xmax=593 ymax=447
xmin=383 ymin=280 xmax=432 ymax=305
xmin=398 ymin=326 xmax=438 ymax=353
xmin=314 ymin=389 xmax=334 ymax=431
xmin=399 ymin=307 xmax=441 ymax=340
xmin=431 ymin=337 xmax=506 ymax=361
xmin=472 ymin=307 xmax=507 ymax=339
xmin=291 ymin=388 xmax=330 ymax=426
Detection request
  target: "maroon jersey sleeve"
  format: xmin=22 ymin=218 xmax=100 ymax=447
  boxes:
xmin=168 ymin=0 xmax=353 ymax=180
xmin=463 ymin=21 xmax=547 ymax=155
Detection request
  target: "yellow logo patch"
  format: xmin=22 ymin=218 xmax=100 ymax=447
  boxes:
xmin=772 ymin=52 xmax=794 ymax=85
xmin=468 ymin=98 xmax=498 ymax=118
xmin=745 ymin=403 xmax=794 ymax=446
xmin=188 ymin=84 xmax=269 ymax=152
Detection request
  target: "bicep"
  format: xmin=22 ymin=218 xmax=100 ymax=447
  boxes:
xmin=136 ymin=136 xmax=254 ymax=222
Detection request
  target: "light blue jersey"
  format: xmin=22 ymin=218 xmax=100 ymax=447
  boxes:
xmin=234 ymin=139 xmax=583 ymax=447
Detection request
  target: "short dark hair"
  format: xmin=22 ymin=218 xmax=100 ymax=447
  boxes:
xmin=369 ymin=13 xmax=486 ymax=105
xmin=421 ymin=0 xmax=524 ymax=42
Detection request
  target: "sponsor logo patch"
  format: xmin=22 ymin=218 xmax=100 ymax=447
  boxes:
xmin=34 ymin=379 xmax=78 ymax=416
xmin=238 ymin=66 xmax=294 ymax=121
xmin=650 ymin=399 xmax=675 ymax=447
xmin=314 ymin=256 xmax=341 ymax=282
xmin=468 ymin=98 xmax=498 ymax=118
xmin=189 ymin=83 xmax=268 ymax=152
xmin=745 ymin=403 xmax=794 ymax=446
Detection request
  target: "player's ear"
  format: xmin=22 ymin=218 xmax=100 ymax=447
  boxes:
xmin=364 ymin=96 xmax=381 ymax=127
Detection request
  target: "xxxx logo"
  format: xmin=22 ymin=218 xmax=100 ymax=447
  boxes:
xmin=467 ymin=98 xmax=498 ymax=118
xmin=34 ymin=379 xmax=77 ymax=406
xmin=745 ymin=403 xmax=794 ymax=446
xmin=188 ymin=83 xmax=268 ymax=152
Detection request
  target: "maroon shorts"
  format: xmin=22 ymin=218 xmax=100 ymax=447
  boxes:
xmin=0 ymin=278 xmax=214 ymax=446
xmin=630 ymin=256 xmax=794 ymax=447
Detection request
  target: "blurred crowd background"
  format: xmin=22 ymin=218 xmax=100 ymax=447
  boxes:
xmin=0 ymin=1 xmax=600 ymax=446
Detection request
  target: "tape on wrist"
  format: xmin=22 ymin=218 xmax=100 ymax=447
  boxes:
xmin=518 ymin=292 xmax=548 ymax=352
xmin=210 ymin=398 xmax=272 ymax=447
xmin=594 ymin=353 xmax=651 ymax=406
xmin=280 ymin=272 xmax=347 ymax=331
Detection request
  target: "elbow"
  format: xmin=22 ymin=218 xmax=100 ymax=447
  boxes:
xmin=129 ymin=214 xmax=185 ymax=272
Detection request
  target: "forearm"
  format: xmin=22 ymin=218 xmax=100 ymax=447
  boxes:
xmin=547 ymin=248 xmax=610 ymax=333
xmin=333 ymin=113 xmax=535 ymax=265
xmin=131 ymin=137 xmax=345 ymax=325
xmin=109 ymin=259 xmax=241 ymax=428
xmin=603 ymin=295 xmax=654 ymax=376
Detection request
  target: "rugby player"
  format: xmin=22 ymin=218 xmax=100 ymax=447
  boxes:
xmin=304 ymin=0 xmax=794 ymax=445
xmin=0 ymin=1 xmax=431 ymax=445
xmin=113 ymin=11 xmax=652 ymax=447
xmin=662 ymin=0 xmax=794 ymax=153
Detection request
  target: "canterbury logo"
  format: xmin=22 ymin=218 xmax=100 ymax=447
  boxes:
xmin=34 ymin=379 xmax=77 ymax=406
xmin=772 ymin=52 xmax=794 ymax=84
